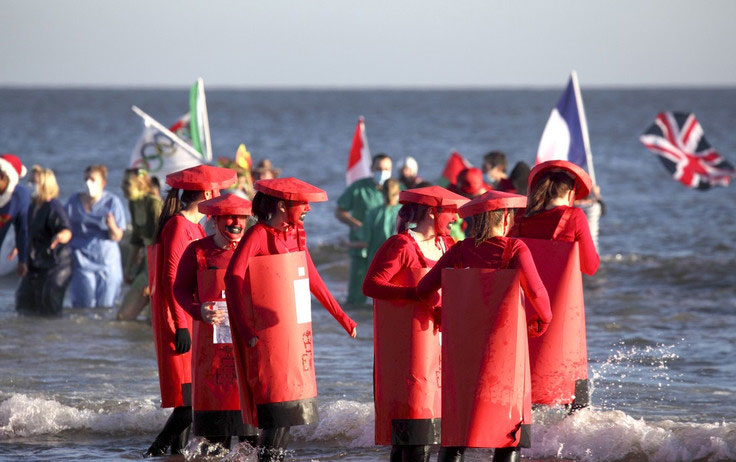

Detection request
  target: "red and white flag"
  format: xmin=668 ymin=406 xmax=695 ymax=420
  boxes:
xmin=346 ymin=117 xmax=372 ymax=185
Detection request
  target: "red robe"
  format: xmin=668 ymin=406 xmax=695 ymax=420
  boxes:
xmin=511 ymin=206 xmax=599 ymax=275
xmin=416 ymin=236 xmax=552 ymax=324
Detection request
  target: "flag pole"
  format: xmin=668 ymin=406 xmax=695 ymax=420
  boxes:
xmin=571 ymin=70 xmax=597 ymax=185
xmin=198 ymin=77 xmax=214 ymax=162
xmin=131 ymin=105 xmax=204 ymax=161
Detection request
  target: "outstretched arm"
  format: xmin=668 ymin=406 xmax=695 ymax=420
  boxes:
xmin=573 ymin=208 xmax=600 ymax=275
xmin=362 ymin=237 xmax=414 ymax=300
xmin=306 ymin=248 xmax=357 ymax=336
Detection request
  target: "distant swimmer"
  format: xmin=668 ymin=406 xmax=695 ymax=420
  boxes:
xmin=0 ymin=154 xmax=31 ymax=276
xmin=16 ymin=166 xmax=72 ymax=316
xmin=173 ymin=194 xmax=258 ymax=452
xmin=65 ymin=164 xmax=126 ymax=308
xmin=363 ymin=186 xmax=468 ymax=462
xmin=225 ymin=177 xmax=357 ymax=462
xmin=145 ymin=165 xmax=237 ymax=457
xmin=416 ymin=190 xmax=552 ymax=462
xmin=336 ymin=153 xmax=393 ymax=305
xmin=510 ymin=160 xmax=599 ymax=410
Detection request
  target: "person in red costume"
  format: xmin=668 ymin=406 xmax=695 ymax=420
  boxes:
xmin=173 ymin=193 xmax=259 ymax=453
xmin=363 ymin=186 xmax=468 ymax=462
xmin=510 ymin=160 xmax=599 ymax=275
xmin=416 ymin=190 xmax=551 ymax=462
xmin=145 ymin=165 xmax=237 ymax=457
xmin=224 ymin=177 xmax=357 ymax=462
xmin=509 ymin=160 xmax=598 ymax=410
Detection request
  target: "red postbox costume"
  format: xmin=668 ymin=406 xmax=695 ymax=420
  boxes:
xmin=146 ymin=165 xmax=236 ymax=456
xmin=510 ymin=160 xmax=599 ymax=408
xmin=362 ymin=186 xmax=468 ymax=460
xmin=224 ymin=177 xmax=357 ymax=460
xmin=173 ymin=193 xmax=258 ymax=442
xmin=416 ymin=191 xmax=551 ymax=462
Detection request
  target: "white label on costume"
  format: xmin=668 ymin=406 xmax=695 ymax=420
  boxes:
xmin=294 ymin=278 xmax=312 ymax=324
xmin=439 ymin=332 xmax=442 ymax=346
xmin=212 ymin=301 xmax=232 ymax=344
xmin=297 ymin=266 xmax=306 ymax=277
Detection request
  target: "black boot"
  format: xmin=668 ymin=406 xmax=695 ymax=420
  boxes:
xmin=257 ymin=427 xmax=290 ymax=462
xmin=437 ymin=446 xmax=465 ymax=462
xmin=491 ymin=447 xmax=520 ymax=462
xmin=404 ymin=444 xmax=431 ymax=462
xmin=144 ymin=406 xmax=192 ymax=457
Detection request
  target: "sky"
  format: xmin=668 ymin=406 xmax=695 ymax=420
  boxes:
xmin=2 ymin=0 xmax=735 ymax=88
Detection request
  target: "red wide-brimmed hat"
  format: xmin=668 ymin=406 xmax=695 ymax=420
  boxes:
xmin=166 ymin=165 xmax=238 ymax=191
xmin=198 ymin=193 xmax=252 ymax=216
xmin=528 ymin=160 xmax=591 ymax=199
xmin=399 ymin=185 xmax=469 ymax=211
xmin=254 ymin=177 xmax=328 ymax=202
xmin=457 ymin=167 xmax=490 ymax=196
xmin=458 ymin=190 xmax=527 ymax=218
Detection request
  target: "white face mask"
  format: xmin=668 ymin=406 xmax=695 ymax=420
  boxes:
xmin=28 ymin=181 xmax=39 ymax=199
xmin=85 ymin=179 xmax=102 ymax=199
xmin=374 ymin=170 xmax=391 ymax=186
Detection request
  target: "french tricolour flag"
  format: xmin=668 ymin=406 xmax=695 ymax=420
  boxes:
xmin=346 ymin=116 xmax=372 ymax=186
xmin=536 ymin=71 xmax=596 ymax=182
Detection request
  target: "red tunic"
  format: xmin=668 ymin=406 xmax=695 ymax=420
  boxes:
xmin=163 ymin=215 xmax=206 ymax=328
xmin=363 ymin=232 xmax=454 ymax=300
xmin=416 ymin=236 xmax=552 ymax=324
xmin=511 ymin=206 xmax=599 ymax=276
xmin=225 ymin=222 xmax=356 ymax=340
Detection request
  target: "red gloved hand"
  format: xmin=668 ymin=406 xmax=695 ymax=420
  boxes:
xmin=527 ymin=317 xmax=549 ymax=337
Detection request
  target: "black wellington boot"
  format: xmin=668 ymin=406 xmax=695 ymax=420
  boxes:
xmin=437 ymin=446 xmax=465 ymax=462
xmin=491 ymin=447 xmax=520 ymax=462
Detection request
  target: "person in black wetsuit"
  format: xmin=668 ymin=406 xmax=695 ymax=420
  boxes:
xmin=16 ymin=165 xmax=73 ymax=316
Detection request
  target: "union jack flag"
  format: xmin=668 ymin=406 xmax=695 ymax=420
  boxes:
xmin=640 ymin=112 xmax=735 ymax=190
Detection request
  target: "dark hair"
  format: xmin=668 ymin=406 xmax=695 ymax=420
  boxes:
xmin=482 ymin=151 xmax=507 ymax=170
xmin=372 ymin=153 xmax=392 ymax=168
xmin=252 ymin=192 xmax=282 ymax=222
xmin=85 ymin=164 xmax=108 ymax=181
xmin=154 ymin=188 xmax=204 ymax=243
xmin=382 ymin=178 xmax=400 ymax=203
xmin=396 ymin=202 xmax=430 ymax=233
xmin=509 ymin=161 xmax=531 ymax=195
xmin=467 ymin=209 xmax=514 ymax=245
xmin=414 ymin=180 xmax=433 ymax=188
xmin=524 ymin=171 xmax=575 ymax=217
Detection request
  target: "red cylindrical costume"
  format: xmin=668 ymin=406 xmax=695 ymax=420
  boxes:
xmin=148 ymin=166 xmax=236 ymax=409
xmin=510 ymin=160 xmax=599 ymax=406
xmin=224 ymin=178 xmax=357 ymax=429
xmin=363 ymin=185 xmax=468 ymax=446
xmin=173 ymin=194 xmax=256 ymax=437
xmin=416 ymin=191 xmax=551 ymax=449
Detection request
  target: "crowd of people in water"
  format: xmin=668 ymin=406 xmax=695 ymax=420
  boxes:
xmin=2 ymin=147 xmax=602 ymax=462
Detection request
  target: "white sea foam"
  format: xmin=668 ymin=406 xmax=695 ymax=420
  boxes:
xmin=0 ymin=393 xmax=167 ymax=438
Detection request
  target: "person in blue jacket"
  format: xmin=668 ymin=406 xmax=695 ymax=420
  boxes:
xmin=66 ymin=164 xmax=127 ymax=308
xmin=0 ymin=153 xmax=30 ymax=277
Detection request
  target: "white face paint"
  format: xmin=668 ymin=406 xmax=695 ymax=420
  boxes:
xmin=85 ymin=179 xmax=102 ymax=199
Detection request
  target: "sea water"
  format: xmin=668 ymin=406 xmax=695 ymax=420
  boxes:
xmin=1 ymin=88 xmax=735 ymax=461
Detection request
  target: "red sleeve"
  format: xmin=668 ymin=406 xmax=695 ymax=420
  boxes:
xmin=173 ymin=242 xmax=203 ymax=321
xmin=306 ymin=248 xmax=357 ymax=335
xmin=224 ymin=226 xmax=264 ymax=341
xmin=416 ymin=244 xmax=462 ymax=301
xmin=572 ymin=208 xmax=600 ymax=275
xmin=162 ymin=219 xmax=197 ymax=329
xmin=511 ymin=240 xmax=552 ymax=324
xmin=362 ymin=236 xmax=415 ymax=300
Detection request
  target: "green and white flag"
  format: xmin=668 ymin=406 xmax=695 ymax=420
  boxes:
xmin=189 ymin=77 xmax=213 ymax=162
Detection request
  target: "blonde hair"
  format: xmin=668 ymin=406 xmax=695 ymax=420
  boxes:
xmin=31 ymin=165 xmax=60 ymax=202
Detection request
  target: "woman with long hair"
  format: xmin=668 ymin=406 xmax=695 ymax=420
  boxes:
xmin=145 ymin=165 xmax=236 ymax=457
xmin=363 ymin=186 xmax=468 ymax=462
xmin=16 ymin=165 xmax=72 ymax=316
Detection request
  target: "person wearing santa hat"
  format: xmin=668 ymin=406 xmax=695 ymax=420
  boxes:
xmin=416 ymin=190 xmax=551 ymax=462
xmin=225 ymin=177 xmax=357 ymax=462
xmin=0 ymin=153 xmax=30 ymax=277
xmin=363 ymin=185 xmax=468 ymax=462
xmin=145 ymin=164 xmax=237 ymax=457
xmin=173 ymin=193 xmax=258 ymax=452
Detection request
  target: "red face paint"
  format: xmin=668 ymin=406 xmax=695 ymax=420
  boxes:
xmin=286 ymin=201 xmax=311 ymax=226
xmin=434 ymin=208 xmax=457 ymax=236
xmin=216 ymin=215 xmax=247 ymax=242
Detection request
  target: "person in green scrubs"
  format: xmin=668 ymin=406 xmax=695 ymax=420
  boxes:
xmin=353 ymin=178 xmax=401 ymax=265
xmin=336 ymin=154 xmax=392 ymax=305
